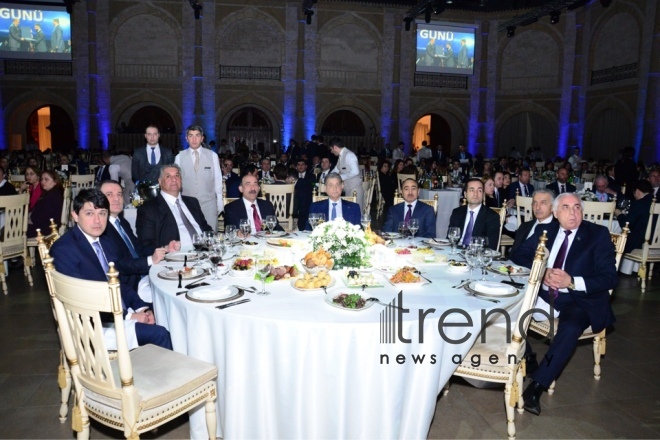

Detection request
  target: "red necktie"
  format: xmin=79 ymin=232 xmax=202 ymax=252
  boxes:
xmin=252 ymin=204 xmax=262 ymax=232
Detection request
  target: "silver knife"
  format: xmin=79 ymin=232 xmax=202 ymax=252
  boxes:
xmin=216 ymin=299 xmax=251 ymax=310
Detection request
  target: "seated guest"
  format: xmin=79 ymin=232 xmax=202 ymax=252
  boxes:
xmin=502 ymin=171 xmax=512 ymax=195
xmin=605 ymin=166 xmax=621 ymax=194
xmin=648 ymin=169 xmax=659 ymax=199
xmin=0 ymin=166 xmax=17 ymax=196
xmin=307 ymin=173 xmax=361 ymax=229
xmin=506 ymin=167 xmax=534 ymax=206
xmin=258 ymin=158 xmax=273 ymax=181
xmin=383 ymin=178 xmax=436 ymax=238
xmin=136 ymin=164 xmax=212 ymax=252
xmin=100 ymin=180 xmax=179 ymax=297
xmin=27 ymin=170 xmax=63 ymax=238
xmin=50 ymin=189 xmax=172 ymax=350
xmin=510 ymin=189 xmax=557 ymax=255
xmin=511 ymin=193 xmax=617 ymax=416
xmin=224 ymin=174 xmax=283 ymax=234
xmin=615 ymin=180 xmax=655 ymax=253
xmin=271 ymin=164 xmax=289 ymax=184
xmin=546 ymin=167 xmax=576 ymax=196
xmin=483 ymin=176 xmax=499 ymax=208
xmin=19 ymin=166 xmax=42 ymax=211
xmin=317 ymin=157 xmax=333 ymax=184
xmin=491 ymin=171 xmax=505 ymax=208
xmin=591 ymin=175 xmax=618 ymax=202
xmin=54 ymin=153 xmax=77 ymax=178
xmin=378 ymin=160 xmax=396 ymax=219
xmin=223 ymin=158 xmax=241 ymax=198
xmin=449 ymin=160 xmax=466 ymax=185
xmin=448 ymin=178 xmax=500 ymax=250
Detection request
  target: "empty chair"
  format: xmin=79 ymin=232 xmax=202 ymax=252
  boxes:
xmin=261 ymin=183 xmax=295 ymax=232
xmin=0 ymin=193 xmax=33 ymax=294
xmin=69 ymin=174 xmax=95 ymax=189
xmin=582 ymin=199 xmax=616 ymax=230
xmin=624 ymin=200 xmax=660 ymax=292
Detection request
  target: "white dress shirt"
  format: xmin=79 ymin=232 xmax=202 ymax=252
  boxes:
xmin=327 ymin=198 xmax=344 ymax=220
xmin=146 ymin=144 xmax=161 ymax=165
xmin=525 ymin=215 xmax=554 ymax=239
xmin=460 ymin=204 xmax=482 ymax=242
xmin=160 ymin=191 xmax=203 ymax=247
xmin=242 ymin=197 xmax=263 ymax=234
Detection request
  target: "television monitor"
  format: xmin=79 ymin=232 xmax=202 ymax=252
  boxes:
xmin=0 ymin=1 xmax=71 ymax=60
xmin=415 ymin=23 xmax=475 ymax=75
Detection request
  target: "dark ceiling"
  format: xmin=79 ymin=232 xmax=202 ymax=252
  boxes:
xmin=330 ymin=0 xmax=559 ymax=12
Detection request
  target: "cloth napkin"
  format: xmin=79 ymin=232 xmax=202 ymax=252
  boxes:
xmin=473 ymin=281 xmax=514 ymax=296
xmin=189 ymin=286 xmax=231 ymax=300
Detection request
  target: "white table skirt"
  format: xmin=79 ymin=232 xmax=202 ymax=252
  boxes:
xmin=150 ymin=238 xmax=523 ymax=439
xmin=419 ymin=188 xmax=462 ymax=239
xmin=123 ymin=206 xmax=137 ymax=232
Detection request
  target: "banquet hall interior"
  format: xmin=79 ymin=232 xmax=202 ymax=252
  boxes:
xmin=1 ymin=0 xmax=659 ymax=438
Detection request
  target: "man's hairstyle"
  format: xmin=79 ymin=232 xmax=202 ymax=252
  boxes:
xmin=636 ymin=180 xmax=652 ymax=194
xmin=325 ymin=172 xmax=343 ymax=185
xmin=240 ymin=173 xmax=259 ymax=186
xmin=186 ymin=125 xmax=204 ymax=136
xmin=241 ymin=164 xmax=258 ymax=177
xmin=552 ymin=192 xmax=583 ymax=212
xmin=261 ymin=158 xmax=270 ymax=166
xmin=145 ymin=124 xmax=160 ymax=133
xmin=594 ymin=175 xmax=608 ymax=185
xmin=531 ymin=188 xmax=555 ymax=200
xmin=329 ymin=137 xmax=344 ymax=149
xmin=73 ymin=189 xmax=109 ymax=214
xmin=401 ymin=177 xmax=418 ymax=188
xmin=520 ymin=167 xmax=531 ymax=174
xmin=97 ymin=179 xmax=122 ymax=192
xmin=273 ymin=164 xmax=288 ymax=180
xmin=463 ymin=177 xmax=484 ymax=192
xmin=297 ymin=159 xmax=307 ymax=166
xmin=159 ymin=163 xmax=181 ymax=179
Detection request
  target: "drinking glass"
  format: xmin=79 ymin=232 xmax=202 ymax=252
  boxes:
xmin=209 ymin=247 xmax=224 ymax=280
xmin=465 ymin=244 xmax=481 ymax=282
xmin=361 ymin=213 xmax=371 ymax=230
xmin=225 ymin=225 xmax=237 ymax=248
xmin=408 ymin=218 xmax=420 ymax=248
xmin=203 ymin=231 xmax=215 ymax=251
xmin=265 ymin=215 xmax=277 ymax=235
xmin=317 ymin=213 xmax=326 ymax=226
xmin=479 ymin=249 xmax=494 ymax=280
xmin=398 ymin=221 xmax=408 ymax=238
xmin=239 ymin=219 xmax=251 ymax=244
xmin=448 ymin=226 xmax=461 ymax=254
xmin=308 ymin=213 xmax=319 ymax=230
xmin=192 ymin=234 xmax=205 ymax=255
xmin=256 ymin=260 xmax=272 ymax=296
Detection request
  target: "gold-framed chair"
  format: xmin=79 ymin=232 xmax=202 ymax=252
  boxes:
xmin=445 ymin=232 xmax=549 ymax=440
xmin=69 ymin=173 xmax=95 ymax=189
xmin=313 ymin=188 xmax=357 ymax=204
xmin=396 ymin=173 xmax=416 ymax=194
xmin=262 ymin=183 xmax=295 ymax=232
xmin=492 ymin=203 xmax=514 ymax=252
xmin=28 ymin=217 xmax=61 ymax=273
xmin=45 ymin=260 xmax=219 ymax=439
xmin=362 ymin=175 xmax=377 ymax=215
xmin=529 ymin=225 xmax=628 ymax=393
xmin=515 ymin=195 xmax=533 ymax=227
xmin=583 ymin=181 xmax=594 ymax=191
xmin=582 ymin=199 xmax=616 ymax=230
xmin=624 ymin=200 xmax=660 ymax=292
xmin=394 ymin=190 xmax=439 ymax=215
xmin=580 ymin=173 xmax=596 ymax=182
xmin=0 ymin=193 xmax=32 ymax=294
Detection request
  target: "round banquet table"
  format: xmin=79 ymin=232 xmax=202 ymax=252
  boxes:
xmin=149 ymin=235 xmax=524 ymax=439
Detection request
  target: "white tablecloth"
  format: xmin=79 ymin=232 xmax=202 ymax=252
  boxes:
xmin=419 ymin=188 xmax=462 ymax=239
xmin=123 ymin=206 xmax=137 ymax=232
xmin=150 ymin=238 xmax=523 ymax=439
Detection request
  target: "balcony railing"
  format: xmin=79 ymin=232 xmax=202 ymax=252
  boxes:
xmin=219 ymin=65 xmax=281 ymax=80
xmin=591 ymin=63 xmax=637 ymax=85
xmin=414 ymin=73 xmax=468 ymax=89
xmin=4 ymin=60 xmax=72 ymax=75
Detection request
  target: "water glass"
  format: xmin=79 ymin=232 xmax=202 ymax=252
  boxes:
xmin=448 ymin=226 xmax=461 ymax=254
xmin=361 ymin=213 xmax=371 ymax=230
xmin=265 ymin=215 xmax=277 ymax=234
xmin=398 ymin=221 xmax=408 ymax=238
xmin=239 ymin=219 xmax=251 ymax=243
xmin=465 ymin=245 xmax=481 ymax=282
xmin=408 ymin=218 xmax=420 ymax=248
xmin=479 ymin=249 xmax=494 ymax=280
xmin=256 ymin=260 xmax=272 ymax=296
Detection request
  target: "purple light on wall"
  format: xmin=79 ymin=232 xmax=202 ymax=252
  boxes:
xmin=181 ymin=82 xmax=195 ymax=149
xmin=78 ymin=111 xmax=89 ymax=153
xmin=94 ymin=74 xmax=111 ymax=150
xmin=558 ymin=123 xmax=570 ymax=158
xmin=467 ymin=112 xmax=479 ymax=155
xmin=0 ymin=92 xmax=6 ymax=150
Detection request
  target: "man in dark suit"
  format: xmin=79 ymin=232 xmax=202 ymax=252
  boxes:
xmin=0 ymin=167 xmax=17 ymax=196
xmin=54 ymin=154 xmax=77 ymax=178
xmin=131 ymin=125 xmax=174 ymax=184
xmin=383 ymin=178 xmax=436 ymax=238
xmin=49 ymin=189 xmax=172 ymax=350
xmin=95 ymin=152 xmax=112 ymax=184
xmin=507 ymin=167 xmax=535 ymax=204
xmin=307 ymin=173 xmax=361 ymax=229
xmin=258 ymin=158 xmax=273 ymax=182
xmin=224 ymin=174 xmax=284 ymax=234
xmin=616 ymin=180 xmax=655 ymax=253
xmin=448 ymin=178 xmax=500 ymax=250
xmin=452 ymin=144 xmax=472 ymax=174
xmin=591 ymin=175 xmax=619 ymax=202
xmin=316 ymin=157 xmax=333 ymax=184
xmin=223 ymin=158 xmax=241 ymax=198
xmin=510 ymin=189 xmax=558 ymax=255
xmin=136 ymin=164 xmax=212 ymax=252
xmin=605 ymin=166 xmax=621 ymax=194
xmin=449 ymin=160 xmax=467 ymax=185
xmin=546 ymin=167 xmax=576 ymax=196
xmin=295 ymin=159 xmax=315 ymax=231
xmin=511 ymin=192 xmax=617 ymax=416
xmin=649 ymin=169 xmax=660 ymax=200
xmin=492 ymin=171 xmax=505 ymax=208
xmin=99 ymin=180 xmax=179 ymax=294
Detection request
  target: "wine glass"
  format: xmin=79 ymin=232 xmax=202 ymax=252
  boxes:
xmin=192 ymin=234 xmax=205 ymax=256
xmin=209 ymin=246 xmax=224 ymax=280
xmin=398 ymin=221 xmax=408 ymax=238
xmin=265 ymin=215 xmax=277 ymax=235
xmin=316 ymin=213 xmax=326 ymax=226
xmin=239 ymin=219 xmax=251 ymax=244
xmin=448 ymin=227 xmax=461 ymax=254
xmin=464 ymin=244 xmax=481 ymax=282
xmin=408 ymin=218 xmax=420 ymax=248
xmin=256 ymin=260 xmax=272 ymax=296
xmin=203 ymin=231 xmax=215 ymax=251
xmin=308 ymin=213 xmax=319 ymax=230
xmin=479 ymin=249 xmax=494 ymax=281
xmin=361 ymin=213 xmax=371 ymax=230
xmin=470 ymin=236 xmax=486 ymax=249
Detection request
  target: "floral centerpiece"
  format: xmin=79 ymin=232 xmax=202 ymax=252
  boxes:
xmin=540 ymin=170 xmax=556 ymax=182
xmin=309 ymin=219 xmax=369 ymax=268
xmin=576 ymin=189 xmax=597 ymax=201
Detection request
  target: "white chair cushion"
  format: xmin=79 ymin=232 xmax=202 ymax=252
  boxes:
xmin=625 ymin=248 xmax=660 ymax=262
xmin=453 ymin=327 xmax=525 ymax=382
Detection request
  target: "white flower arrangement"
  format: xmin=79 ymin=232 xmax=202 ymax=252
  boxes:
xmin=309 ymin=219 xmax=369 ymax=268
xmin=576 ymin=189 xmax=598 ymax=201
xmin=540 ymin=170 xmax=556 ymax=182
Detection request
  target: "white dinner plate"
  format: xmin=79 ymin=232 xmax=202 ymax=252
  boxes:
xmin=446 ymin=263 xmax=470 ymax=274
xmin=422 ymin=239 xmax=450 ymax=248
xmin=187 ymin=285 xmax=238 ymax=301
xmin=164 ymin=252 xmax=199 ymax=262
xmin=255 ymin=231 xmax=287 ymax=238
xmin=290 ymin=277 xmax=336 ymax=292
xmin=466 ymin=281 xmax=519 ymax=298
xmin=230 ymin=267 xmax=256 ymax=278
xmin=381 ymin=232 xmax=402 ymax=239
xmin=489 ymin=264 xmax=530 ymax=277
xmin=157 ymin=267 xmax=207 ymax=281
xmin=324 ymin=293 xmax=375 ymax=311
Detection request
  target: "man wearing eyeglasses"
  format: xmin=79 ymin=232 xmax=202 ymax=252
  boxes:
xmin=511 ymin=192 xmax=617 ymax=417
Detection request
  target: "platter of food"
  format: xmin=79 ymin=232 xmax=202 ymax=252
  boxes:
xmin=324 ymin=293 xmax=375 ymax=311
xmin=446 ymin=260 xmax=470 ymax=273
xmin=301 ymin=248 xmax=334 ymax=273
xmin=389 ymin=266 xmax=428 ymax=287
xmin=230 ymin=258 xmax=256 ymax=277
xmin=489 ymin=264 xmax=530 ymax=277
xmin=157 ymin=266 xmax=207 ymax=280
xmin=255 ymin=231 xmax=287 ymax=238
xmin=341 ymin=270 xmax=384 ymax=288
xmin=291 ymin=271 xmax=336 ymax=291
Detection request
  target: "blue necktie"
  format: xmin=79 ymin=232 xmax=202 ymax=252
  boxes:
xmin=92 ymin=241 xmax=110 ymax=274
xmin=462 ymin=210 xmax=474 ymax=246
xmin=331 ymin=203 xmax=337 ymax=221
xmin=150 ymin=148 xmax=156 ymax=165
xmin=115 ymin=218 xmax=139 ymax=259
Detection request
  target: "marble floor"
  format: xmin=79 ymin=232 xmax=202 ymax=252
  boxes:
xmin=1 ymin=262 xmax=659 ymax=439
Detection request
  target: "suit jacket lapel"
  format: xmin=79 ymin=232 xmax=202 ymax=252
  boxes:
xmin=72 ymin=226 xmax=107 ymax=280
xmin=565 ymin=223 xmax=589 ymax=267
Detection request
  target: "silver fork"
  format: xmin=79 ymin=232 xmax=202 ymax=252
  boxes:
xmin=464 ymin=291 xmax=500 ymax=303
xmin=233 ymin=285 xmax=257 ymax=292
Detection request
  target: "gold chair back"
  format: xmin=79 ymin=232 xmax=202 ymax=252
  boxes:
xmin=262 ymin=183 xmax=295 ymax=232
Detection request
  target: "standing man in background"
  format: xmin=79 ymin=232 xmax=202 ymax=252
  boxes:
xmin=132 ymin=125 xmax=174 ymax=184
xmin=51 ymin=18 xmax=65 ymax=53
xmin=175 ymin=125 xmax=224 ymax=232
xmin=330 ymin=137 xmax=364 ymax=213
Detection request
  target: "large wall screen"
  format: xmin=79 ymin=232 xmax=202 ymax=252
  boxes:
xmin=416 ymin=23 xmax=475 ymax=75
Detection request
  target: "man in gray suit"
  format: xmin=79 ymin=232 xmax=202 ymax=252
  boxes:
xmin=131 ymin=125 xmax=174 ymax=184
xmin=9 ymin=19 xmax=23 ymax=51
xmin=175 ymin=125 xmax=224 ymax=232
xmin=33 ymin=23 xmax=47 ymax=52
xmin=50 ymin=18 xmax=65 ymax=53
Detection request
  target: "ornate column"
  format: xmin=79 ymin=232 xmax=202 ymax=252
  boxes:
xmin=282 ymin=3 xmax=299 ymax=146
xmin=302 ymin=10 xmax=318 ymax=140
xmin=398 ymin=20 xmax=414 ymax=154
xmin=380 ymin=10 xmax=396 ymax=144
xmin=74 ymin=1 xmax=90 ymax=149
xmin=94 ymin=0 xmax=111 ymax=149
xmin=202 ymin=1 xmax=216 ymax=140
